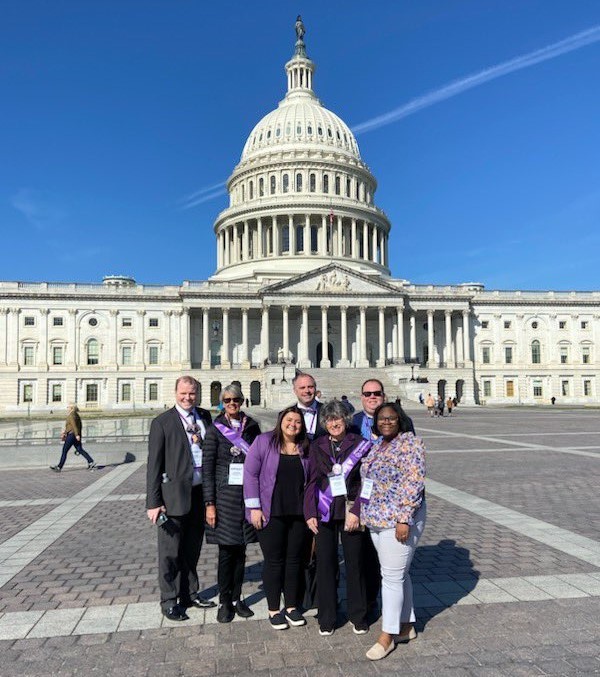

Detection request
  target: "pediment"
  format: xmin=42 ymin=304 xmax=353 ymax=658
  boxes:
xmin=261 ymin=263 xmax=401 ymax=297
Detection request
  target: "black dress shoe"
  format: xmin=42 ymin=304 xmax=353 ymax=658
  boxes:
xmin=186 ymin=596 xmax=216 ymax=609
xmin=217 ymin=602 xmax=235 ymax=623
xmin=234 ymin=600 xmax=254 ymax=618
xmin=162 ymin=605 xmax=189 ymax=622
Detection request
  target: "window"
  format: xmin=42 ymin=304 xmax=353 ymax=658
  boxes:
xmin=581 ymin=320 xmax=589 ymax=329
xmin=122 ymin=345 xmax=132 ymax=366
xmin=23 ymin=346 xmax=34 ymax=366
xmin=270 ymin=176 xmax=276 ymax=195
xmin=582 ymin=346 xmax=591 ymax=364
xmin=531 ymin=340 xmax=541 ymax=364
xmin=335 ymin=176 xmax=340 ymax=195
xmin=148 ymin=346 xmax=159 ymax=365
xmin=561 ymin=380 xmax=569 ymax=397
xmin=51 ymin=384 xmax=62 ymax=403
xmin=346 ymin=178 xmax=351 ymax=197
xmin=583 ymin=379 xmax=592 ymax=396
xmin=531 ymin=321 xmax=538 ymax=329
xmin=23 ymin=383 xmax=33 ymax=403
xmin=309 ymin=173 xmax=316 ymax=192
xmin=148 ymin=383 xmax=159 ymax=401
xmin=481 ymin=321 xmax=489 ymax=329
xmin=505 ymin=380 xmax=515 ymax=397
xmin=259 ymin=177 xmax=264 ymax=197
xmin=249 ymin=181 xmax=253 ymax=199
xmin=53 ymin=317 xmax=64 ymax=327
xmin=296 ymin=173 xmax=302 ymax=192
xmin=88 ymin=317 xmax=98 ymax=327
xmin=52 ymin=346 xmax=63 ymax=365
xmin=482 ymin=346 xmax=491 ymax=364
xmin=148 ymin=317 xmax=159 ymax=328
xmin=533 ymin=380 xmax=543 ymax=397
xmin=559 ymin=320 xmax=567 ymax=329
xmin=86 ymin=383 xmax=98 ymax=403
xmin=323 ymin=175 xmax=329 ymax=193
xmin=121 ymin=382 xmax=132 ymax=402
xmin=87 ymin=339 xmax=99 ymax=365
xmin=559 ymin=346 xmax=569 ymax=364
xmin=311 ymin=225 xmax=318 ymax=253
xmin=282 ymin=174 xmax=289 ymax=193
xmin=504 ymin=320 xmax=511 ymax=329
xmin=504 ymin=346 xmax=513 ymax=364
xmin=122 ymin=317 xmax=132 ymax=327
xmin=24 ymin=316 xmax=35 ymax=327
xmin=483 ymin=380 xmax=492 ymax=397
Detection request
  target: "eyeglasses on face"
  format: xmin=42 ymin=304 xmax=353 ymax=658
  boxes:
xmin=223 ymin=397 xmax=243 ymax=404
xmin=362 ymin=390 xmax=383 ymax=397
xmin=377 ymin=416 xmax=399 ymax=423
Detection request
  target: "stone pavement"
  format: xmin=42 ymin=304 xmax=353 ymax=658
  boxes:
xmin=0 ymin=406 xmax=599 ymax=675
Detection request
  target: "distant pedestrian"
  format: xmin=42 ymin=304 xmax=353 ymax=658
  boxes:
xmin=418 ymin=393 xmax=424 ymax=405
xmin=425 ymin=393 xmax=435 ymax=417
xmin=446 ymin=397 xmax=454 ymax=416
xmin=551 ymin=396 xmax=556 ymax=406
xmin=340 ymin=395 xmax=355 ymax=414
xmin=50 ymin=404 xmax=95 ymax=472
xmin=436 ymin=396 xmax=444 ymax=417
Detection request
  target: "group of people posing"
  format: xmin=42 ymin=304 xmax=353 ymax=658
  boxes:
xmin=146 ymin=373 xmax=426 ymax=661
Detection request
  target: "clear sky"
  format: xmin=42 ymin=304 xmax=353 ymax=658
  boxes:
xmin=2 ymin=1 xmax=599 ymax=290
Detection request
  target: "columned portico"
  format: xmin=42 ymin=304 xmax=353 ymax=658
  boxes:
xmin=427 ymin=309 xmax=435 ymax=368
xmin=377 ymin=306 xmax=386 ymax=367
xmin=221 ymin=308 xmax=230 ymax=368
xmin=320 ymin=306 xmax=330 ymax=368
xmin=339 ymin=305 xmax=349 ymax=367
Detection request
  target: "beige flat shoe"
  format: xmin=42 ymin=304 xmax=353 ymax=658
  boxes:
xmin=366 ymin=641 xmax=395 ymax=660
xmin=398 ymin=627 xmax=417 ymax=642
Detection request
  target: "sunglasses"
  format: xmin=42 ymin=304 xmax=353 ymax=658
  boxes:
xmin=362 ymin=390 xmax=383 ymax=397
xmin=223 ymin=397 xmax=243 ymax=404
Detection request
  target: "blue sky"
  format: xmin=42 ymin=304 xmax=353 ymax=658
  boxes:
xmin=2 ymin=1 xmax=599 ymax=290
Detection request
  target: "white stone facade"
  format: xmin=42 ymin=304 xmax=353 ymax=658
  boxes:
xmin=1 ymin=27 xmax=598 ymax=413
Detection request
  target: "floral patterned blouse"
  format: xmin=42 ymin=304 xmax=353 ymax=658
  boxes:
xmin=360 ymin=432 xmax=426 ymax=529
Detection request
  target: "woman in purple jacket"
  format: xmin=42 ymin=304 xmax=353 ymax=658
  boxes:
xmin=243 ymin=406 xmax=310 ymax=630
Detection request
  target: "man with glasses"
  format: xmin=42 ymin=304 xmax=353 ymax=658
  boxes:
xmin=146 ymin=376 xmax=216 ymax=621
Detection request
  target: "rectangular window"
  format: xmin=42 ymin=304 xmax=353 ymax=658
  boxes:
xmin=481 ymin=321 xmax=489 ymax=329
xmin=583 ymin=379 xmax=592 ymax=396
xmin=482 ymin=347 xmax=491 ymax=364
xmin=53 ymin=317 xmax=64 ymax=327
xmin=122 ymin=346 xmax=132 ymax=365
xmin=483 ymin=380 xmax=492 ymax=398
xmin=559 ymin=320 xmax=567 ymax=329
xmin=86 ymin=383 xmax=98 ymax=403
xmin=24 ymin=316 xmax=35 ymax=327
xmin=148 ymin=346 xmax=159 ymax=365
xmin=560 ymin=346 xmax=568 ymax=364
xmin=52 ymin=346 xmax=63 ymax=365
xmin=533 ymin=380 xmax=543 ymax=398
xmin=52 ymin=384 xmax=62 ymax=403
xmin=581 ymin=321 xmax=589 ymax=330
xmin=561 ymin=380 xmax=569 ymax=397
xmin=148 ymin=383 xmax=159 ymax=401
xmin=503 ymin=320 xmax=511 ymax=329
xmin=23 ymin=346 xmax=34 ymax=366
xmin=23 ymin=383 xmax=33 ymax=403
xmin=505 ymin=380 xmax=515 ymax=397
xmin=121 ymin=382 xmax=132 ymax=402
xmin=582 ymin=347 xmax=590 ymax=364
xmin=504 ymin=346 xmax=513 ymax=364
xmin=121 ymin=317 xmax=132 ymax=327
xmin=148 ymin=317 xmax=159 ymax=328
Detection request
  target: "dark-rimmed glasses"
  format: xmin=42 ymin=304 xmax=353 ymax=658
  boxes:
xmin=223 ymin=397 xmax=243 ymax=404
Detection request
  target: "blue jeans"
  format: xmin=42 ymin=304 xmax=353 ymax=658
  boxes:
xmin=58 ymin=432 xmax=94 ymax=468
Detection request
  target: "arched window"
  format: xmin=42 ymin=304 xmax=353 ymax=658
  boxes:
xmin=309 ymin=173 xmax=316 ymax=192
xmin=270 ymin=176 xmax=276 ymax=194
xmin=531 ymin=340 xmax=541 ymax=364
xmin=259 ymin=177 xmax=264 ymax=197
xmin=87 ymin=339 xmax=99 ymax=366
xmin=296 ymin=173 xmax=302 ymax=192
xmin=283 ymin=174 xmax=289 ymax=193
xmin=323 ymin=175 xmax=329 ymax=194
xmin=241 ymin=184 xmax=245 ymax=201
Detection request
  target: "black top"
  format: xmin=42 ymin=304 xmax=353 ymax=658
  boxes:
xmin=271 ymin=454 xmax=305 ymax=517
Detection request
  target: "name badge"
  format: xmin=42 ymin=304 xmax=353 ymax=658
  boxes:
xmin=228 ymin=464 xmax=244 ymax=485
xmin=191 ymin=443 xmax=203 ymax=468
xmin=360 ymin=478 xmax=374 ymax=502
xmin=329 ymin=474 xmax=347 ymax=497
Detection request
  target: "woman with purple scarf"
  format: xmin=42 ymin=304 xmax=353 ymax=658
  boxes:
xmin=304 ymin=399 xmax=372 ymax=636
xmin=203 ymin=384 xmax=261 ymax=623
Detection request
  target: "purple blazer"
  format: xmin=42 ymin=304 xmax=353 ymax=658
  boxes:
xmin=243 ymin=431 xmax=310 ymax=526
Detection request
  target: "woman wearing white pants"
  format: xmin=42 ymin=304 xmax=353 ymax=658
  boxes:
xmin=350 ymin=401 xmax=426 ymax=661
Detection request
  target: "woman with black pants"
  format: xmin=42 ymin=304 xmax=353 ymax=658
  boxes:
xmin=203 ymin=384 xmax=261 ymax=623
xmin=243 ymin=406 xmax=310 ymax=630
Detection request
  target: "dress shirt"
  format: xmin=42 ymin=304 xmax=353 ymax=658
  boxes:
xmin=297 ymin=401 xmax=318 ymax=437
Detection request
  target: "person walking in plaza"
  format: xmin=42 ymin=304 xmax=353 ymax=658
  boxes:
xmin=304 ymin=400 xmax=372 ymax=636
xmin=446 ymin=396 xmax=454 ymax=416
xmin=243 ymin=406 xmax=310 ymax=630
xmin=425 ymin=393 xmax=435 ymax=417
xmin=292 ymin=372 xmax=326 ymax=440
xmin=203 ymin=384 xmax=261 ymax=623
xmin=356 ymin=401 xmax=427 ymax=661
xmin=146 ymin=376 xmax=216 ymax=621
xmin=50 ymin=404 xmax=95 ymax=472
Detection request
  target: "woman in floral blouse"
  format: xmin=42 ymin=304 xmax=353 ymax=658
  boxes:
xmin=355 ymin=401 xmax=426 ymax=660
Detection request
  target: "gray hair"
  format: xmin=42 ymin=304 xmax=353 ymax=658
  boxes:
xmin=319 ymin=399 xmax=352 ymax=428
xmin=220 ymin=383 xmax=244 ymax=402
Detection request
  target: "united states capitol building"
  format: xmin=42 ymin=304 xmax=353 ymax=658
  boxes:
xmin=1 ymin=22 xmax=598 ymax=414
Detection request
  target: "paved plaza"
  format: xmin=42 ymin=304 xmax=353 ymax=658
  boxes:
xmin=0 ymin=405 xmax=599 ymax=676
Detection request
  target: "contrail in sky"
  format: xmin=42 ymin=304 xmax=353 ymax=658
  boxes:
xmin=352 ymin=24 xmax=600 ymax=134
xmin=180 ymin=24 xmax=600 ymax=207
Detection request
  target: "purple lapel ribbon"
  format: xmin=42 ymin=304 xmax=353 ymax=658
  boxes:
xmin=214 ymin=421 xmax=251 ymax=455
xmin=317 ymin=439 xmax=372 ymax=522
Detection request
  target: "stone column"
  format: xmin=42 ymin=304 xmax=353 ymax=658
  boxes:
xmin=241 ymin=308 xmax=250 ymax=368
xmin=288 ymin=215 xmax=295 ymax=255
xmin=337 ymin=216 xmax=343 ymax=256
xmin=67 ymin=309 xmax=77 ymax=368
xmin=224 ymin=226 xmax=230 ymax=265
xmin=351 ymin=218 xmax=357 ymax=258
xmin=339 ymin=305 xmax=349 ymax=367
xmin=242 ymin=221 xmax=249 ymax=260
xmin=462 ymin=309 xmax=472 ymax=363
xmin=221 ymin=308 xmax=230 ymax=368
xmin=180 ymin=309 xmax=191 ymax=369
xmin=409 ymin=312 xmax=417 ymax=360
xmin=358 ymin=306 xmax=369 ymax=367
xmin=273 ymin=217 xmax=280 ymax=256
xmin=282 ymin=305 xmax=290 ymax=361
xmin=377 ymin=306 xmax=386 ymax=367
xmin=397 ymin=306 xmax=405 ymax=362
xmin=261 ymin=305 xmax=270 ymax=363
xmin=362 ymin=222 xmax=369 ymax=260
xmin=320 ymin=214 xmax=326 ymax=254
xmin=38 ymin=309 xmax=49 ymax=369
xmin=257 ymin=217 xmax=263 ymax=258
xmin=301 ymin=305 xmax=311 ymax=367
xmin=202 ymin=307 xmax=210 ymax=369
xmin=304 ymin=214 xmax=310 ymax=254
xmin=372 ymin=226 xmax=378 ymax=263
xmin=109 ymin=309 xmax=118 ymax=368
xmin=445 ymin=310 xmax=454 ymax=368
xmin=137 ymin=310 xmax=147 ymax=368
xmin=427 ymin=309 xmax=435 ymax=367
xmin=0 ymin=308 xmax=8 ymax=365
xmin=320 ymin=306 xmax=330 ymax=368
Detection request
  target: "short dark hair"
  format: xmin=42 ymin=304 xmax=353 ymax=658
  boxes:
xmin=371 ymin=402 xmax=413 ymax=437
xmin=361 ymin=378 xmax=385 ymax=393
xmin=271 ymin=405 xmax=310 ymax=456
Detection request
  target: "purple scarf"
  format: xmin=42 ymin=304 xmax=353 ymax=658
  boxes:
xmin=214 ymin=420 xmax=251 ymax=455
xmin=317 ymin=439 xmax=372 ymax=522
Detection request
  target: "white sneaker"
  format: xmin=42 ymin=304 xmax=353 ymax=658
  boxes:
xmin=319 ymin=627 xmax=334 ymax=636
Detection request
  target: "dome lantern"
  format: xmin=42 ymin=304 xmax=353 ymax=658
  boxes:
xmin=284 ymin=15 xmax=316 ymax=99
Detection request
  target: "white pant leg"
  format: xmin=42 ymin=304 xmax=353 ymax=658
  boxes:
xmin=370 ymin=502 xmax=426 ymax=635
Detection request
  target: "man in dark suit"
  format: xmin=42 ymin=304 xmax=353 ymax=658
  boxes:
xmin=146 ymin=375 xmax=216 ymax=621
xmin=292 ymin=372 xmax=326 ymax=440
xmin=350 ymin=378 xmax=415 ymax=438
